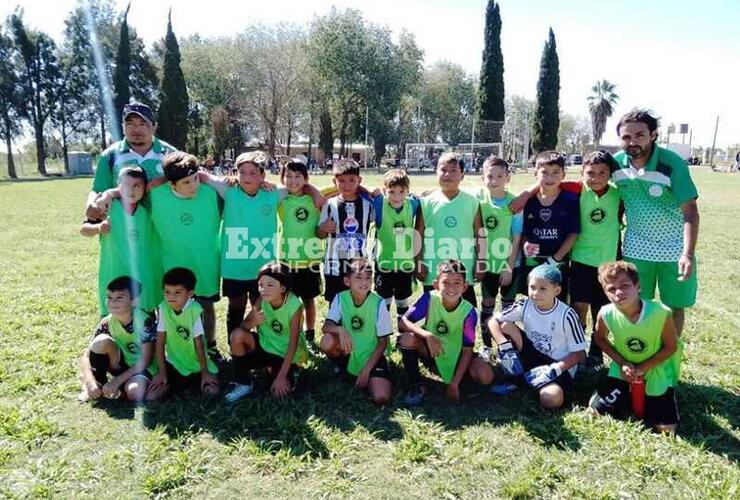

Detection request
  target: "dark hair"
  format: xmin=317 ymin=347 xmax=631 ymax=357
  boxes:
xmin=383 ymin=168 xmax=410 ymax=190
xmin=163 ymin=267 xmax=197 ymax=291
xmin=107 ymin=276 xmax=142 ymax=299
xmin=583 ymin=150 xmax=619 ymax=173
xmin=163 ymin=152 xmax=199 ymax=183
xmin=257 ymin=262 xmax=293 ymax=293
xmin=332 ymin=158 xmax=360 ymax=176
xmin=281 ymin=160 xmax=308 ymax=180
xmin=118 ymin=165 xmax=149 ymax=185
xmin=482 ymin=155 xmax=510 ymax=173
xmin=342 ymin=257 xmax=373 ymax=279
xmin=436 ymin=259 xmax=466 ymax=279
xmin=534 ymin=151 xmax=566 ymax=169
xmin=616 ymin=108 xmax=660 ymax=136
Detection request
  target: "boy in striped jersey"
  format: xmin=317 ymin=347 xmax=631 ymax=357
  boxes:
xmin=488 ymin=264 xmax=586 ymax=409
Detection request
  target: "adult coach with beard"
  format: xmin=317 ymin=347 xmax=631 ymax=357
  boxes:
xmin=612 ymin=109 xmax=699 ymax=336
xmin=85 ymin=102 xmax=177 ymax=220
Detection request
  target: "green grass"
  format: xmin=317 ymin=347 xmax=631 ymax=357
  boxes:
xmin=0 ymin=168 xmax=738 ymax=498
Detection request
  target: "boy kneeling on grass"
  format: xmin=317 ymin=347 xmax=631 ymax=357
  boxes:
xmin=399 ymin=260 xmax=493 ymax=407
xmin=588 ymin=261 xmax=681 ymax=434
xmin=487 ymin=264 xmax=586 ymax=409
xmin=321 ymin=258 xmax=394 ymax=406
xmin=79 ymin=276 xmax=158 ymax=402
xmin=147 ymin=268 xmax=220 ymax=400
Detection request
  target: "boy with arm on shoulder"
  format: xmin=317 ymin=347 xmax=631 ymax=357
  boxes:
xmin=398 ymin=260 xmax=493 ymax=407
xmin=588 ymin=261 xmax=681 ymax=434
xmin=321 ymin=258 xmax=393 ymax=405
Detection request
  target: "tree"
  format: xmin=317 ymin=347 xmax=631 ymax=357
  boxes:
xmin=318 ymin=99 xmax=333 ymax=164
xmin=210 ymin=106 xmax=230 ymax=162
xmin=10 ymin=12 xmax=61 ymax=175
xmin=112 ymin=2 xmax=131 ymax=138
xmin=157 ymin=11 xmax=188 ymax=149
xmin=476 ymin=0 xmax=504 ymax=141
xmin=501 ymin=95 xmax=534 ymax=162
xmin=531 ymin=28 xmax=560 ymax=153
xmin=418 ymin=61 xmax=477 ymax=146
xmin=0 ymin=28 xmax=25 ymax=178
xmin=588 ymin=79 xmax=619 ymax=147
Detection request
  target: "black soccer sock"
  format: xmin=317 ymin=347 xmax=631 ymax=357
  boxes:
xmin=305 ymin=329 xmax=316 ymax=342
xmin=332 ymin=354 xmax=349 ymax=373
xmin=480 ymin=305 xmax=494 ymax=348
xmin=231 ymin=354 xmax=252 ymax=385
xmin=227 ymin=305 xmax=247 ymax=338
xmin=88 ymin=351 xmax=110 ymax=386
xmin=401 ymin=347 xmax=423 ymax=386
xmin=587 ymin=332 xmax=603 ymax=358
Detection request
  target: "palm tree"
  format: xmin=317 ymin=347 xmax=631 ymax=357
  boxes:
xmin=587 ymin=80 xmax=619 ymax=147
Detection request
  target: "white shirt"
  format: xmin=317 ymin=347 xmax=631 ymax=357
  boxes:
xmin=326 ymin=295 xmax=393 ymax=337
xmin=156 ymin=299 xmax=205 ymax=338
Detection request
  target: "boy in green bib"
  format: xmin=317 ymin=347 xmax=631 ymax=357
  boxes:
xmin=321 ymin=258 xmax=394 ymax=405
xmin=82 ymin=166 xmax=163 ymax=315
xmin=473 ymin=156 xmax=524 ymax=360
xmin=149 ymin=153 xmax=222 ymax=358
xmin=372 ymin=169 xmax=420 ymax=321
xmin=79 ymin=277 xmax=157 ymax=403
xmin=399 ymin=260 xmax=493 ymax=407
xmin=416 ymin=153 xmax=485 ymax=308
xmin=589 ymin=261 xmax=681 ymax=433
xmin=225 ymin=263 xmax=307 ymax=402
xmin=147 ymin=268 xmax=220 ymax=400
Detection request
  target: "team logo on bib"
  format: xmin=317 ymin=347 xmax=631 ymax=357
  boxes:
xmin=648 ymin=184 xmax=663 ymax=197
xmin=126 ymin=342 xmax=138 ymax=354
xmin=626 ymin=337 xmax=646 ymax=353
xmin=176 ymin=325 xmax=191 ymax=340
xmin=129 ymin=228 xmax=139 ymax=241
xmin=351 ymin=315 xmax=364 ymax=330
xmin=261 ymin=204 xmax=273 ymax=216
xmin=393 ymin=221 xmax=406 ymax=229
xmin=180 ymin=213 xmax=193 ymax=226
xmin=435 ymin=320 xmax=449 ymax=335
xmin=271 ymin=320 xmax=283 ymax=334
xmin=444 ymin=216 xmax=457 ymax=228
xmin=295 ymin=207 xmax=309 ymax=222
xmin=344 ymin=217 xmax=359 ymax=234
xmin=590 ymin=208 xmax=606 ymax=224
xmin=485 ymin=215 xmax=498 ymax=230
xmin=539 ymin=208 xmax=552 ymax=222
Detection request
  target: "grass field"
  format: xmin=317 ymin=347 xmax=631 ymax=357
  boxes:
xmin=0 ymin=168 xmax=738 ymax=499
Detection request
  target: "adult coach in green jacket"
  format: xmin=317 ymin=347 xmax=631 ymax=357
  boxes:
xmin=85 ymin=102 xmax=177 ymax=220
xmin=612 ymin=109 xmax=699 ymax=336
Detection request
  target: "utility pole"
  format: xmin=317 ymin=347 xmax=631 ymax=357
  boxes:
xmin=709 ymin=115 xmax=719 ymax=167
xmin=364 ymin=104 xmax=369 ymax=168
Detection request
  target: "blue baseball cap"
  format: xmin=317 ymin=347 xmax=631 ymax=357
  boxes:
xmin=122 ymin=102 xmax=155 ymax=125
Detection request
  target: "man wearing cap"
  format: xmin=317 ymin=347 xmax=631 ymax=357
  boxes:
xmin=85 ymin=102 xmax=178 ymax=219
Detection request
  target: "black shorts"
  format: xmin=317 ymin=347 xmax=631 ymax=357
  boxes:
xmin=590 ymin=376 xmax=679 ymax=425
xmin=375 ymin=267 xmax=414 ymax=300
xmin=246 ymin=333 xmax=299 ymax=384
xmin=338 ymin=354 xmax=391 ymax=380
xmin=480 ymin=267 xmax=523 ymax=303
xmin=517 ymin=333 xmax=573 ymax=392
xmin=417 ymin=351 xmax=483 ymax=385
xmin=423 ymin=284 xmax=478 ymax=308
xmin=101 ymin=350 xmax=153 ymax=380
xmin=164 ymin=361 xmax=204 ymax=393
xmin=569 ymin=261 xmax=608 ymax=307
xmin=324 ymin=274 xmax=348 ymax=304
xmin=286 ymin=266 xmax=322 ymax=300
xmin=222 ymin=278 xmax=259 ymax=301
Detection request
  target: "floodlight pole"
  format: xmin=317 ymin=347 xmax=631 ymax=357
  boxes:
xmin=364 ymin=104 xmax=369 ymax=168
xmin=709 ymin=115 xmax=719 ymax=167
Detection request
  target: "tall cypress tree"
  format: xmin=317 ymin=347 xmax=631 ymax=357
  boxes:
xmin=531 ymin=28 xmax=560 ymax=153
xmin=157 ymin=10 xmax=188 ymax=149
xmin=476 ymin=0 xmax=504 ymax=142
xmin=113 ymin=3 xmax=131 ymax=140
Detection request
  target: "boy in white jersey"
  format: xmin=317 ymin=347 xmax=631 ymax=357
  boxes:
xmin=488 ymin=264 xmax=586 ymax=409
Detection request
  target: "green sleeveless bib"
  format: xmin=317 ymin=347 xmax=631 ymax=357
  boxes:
xmin=257 ymin=293 xmax=307 ymax=366
xmin=337 ymin=290 xmax=388 ymax=375
xmin=161 ymin=300 xmax=217 ymax=376
xmin=572 ymin=183 xmax=621 ymax=267
xmin=108 ymin=309 xmax=159 ymax=375
xmin=278 ymin=194 xmax=323 ymax=267
xmin=478 ymin=191 xmax=515 ymax=274
xmin=423 ymin=291 xmax=473 ymax=383
xmin=377 ymin=199 xmax=415 ymax=272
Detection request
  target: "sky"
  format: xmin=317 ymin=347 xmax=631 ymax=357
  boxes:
xmin=2 ymin=0 xmax=739 ymax=148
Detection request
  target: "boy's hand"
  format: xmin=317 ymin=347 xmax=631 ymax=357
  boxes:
xmin=370 ymin=187 xmax=383 ymax=198
xmin=338 ymin=328 xmax=353 ymax=355
xmin=355 ymin=366 xmax=371 ymax=389
xmin=446 ymin=382 xmax=460 ymax=403
xmin=319 ymin=217 xmax=337 ymax=235
xmin=200 ymin=372 xmax=219 ymax=394
xmin=102 ymin=379 xmax=122 ymax=399
xmin=94 ymin=193 xmax=113 ymax=213
xmin=524 ymin=364 xmax=562 ymax=388
xmin=523 ymin=241 xmax=540 ymax=258
xmin=621 ymin=363 xmax=636 ymax=382
xmin=147 ymin=177 xmax=166 ymax=191
xmin=499 ymin=269 xmax=513 ymax=287
xmin=260 ymin=180 xmax=276 ymax=191
xmin=271 ymin=374 xmax=292 ymax=399
xmin=508 ymin=193 xmax=530 ymax=214
xmin=425 ymin=335 xmax=443 ymax=357
xmin=474 ymin=269 xmax=486 ymax=282
xmin=247 ymin=307 xmax=266 ymax=326
xmin=99 ymin=218 xmax=112 ymax=234
xmin=677 ymin=254 xmax=693 ymax=281
xmin=84 ymin=380 xmax=102 ymax=400
xmin=416 ymin=261 xmax=428 ymax=283
xmin=150 ymin=372 xmax=168 ymax=390
xmin=312 ymin=193 xmax=327 ymax=210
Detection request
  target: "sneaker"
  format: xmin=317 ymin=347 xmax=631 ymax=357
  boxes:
xmin=224 ymin=382 xmax=254 ymax=403
xmin=404 ymin=384 xmax=426 ymax=407
xmin=583 ymin=354 xmax=604 ymax=373
xmin=478 ymin=346 xmax=493 ymax=363
xmin=489 ymin=382 xmax=518 ymax=396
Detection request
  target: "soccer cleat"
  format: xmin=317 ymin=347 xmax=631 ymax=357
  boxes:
xmin=404 ymin=384 xmax=426 ymax=407
xmin=224 ymin=382 xmax=254 ymax=403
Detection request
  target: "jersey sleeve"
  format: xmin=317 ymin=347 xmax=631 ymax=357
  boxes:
xmin=375 ymin=301 xmax=394 ymax=337
xmin=495 ymin=298 xmax=526 ymax=323
xmin=137 ymin=311 xmax=158 ymax=344
xmin=510 ymin=212 xmax=523 ymax=236
xmin=156 ymin=306 xmax=166 ymax=332
xmin=409 ymin=195 xmax=421 ymax=220
xmin=319 ymin=201 xmax=331 ymax=225
xmin=373 ymin=196 xmax=384 ymax=228
xmin=325 ymin=295 xmax=343 ymax=324
xmin=563 ymin=307 xmax=587 ymax=352
xmin=192 ymin=316 xmax=205 ymax=338
xmin=91 ymin=151 xmax=114 ymax=193
xmin=91 ymin=317 xmax=111 ymax=339
xmin=560 ymin=180 xmax=583 ymax=195
xmin=669 ymin=160 xmax=699 ymax=204
xmin=404 ymin=292 xmax=431 ymax=323
xmin=462 ymin=308 xmax=477 ymax=347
